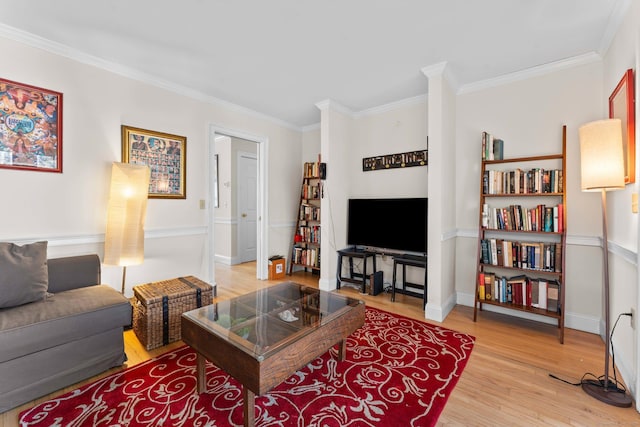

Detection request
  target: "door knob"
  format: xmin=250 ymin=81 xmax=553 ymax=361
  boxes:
xmin=242 ymin=213 xmax=247 ymax=218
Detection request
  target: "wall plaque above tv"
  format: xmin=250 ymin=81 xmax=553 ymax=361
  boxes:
xmin=362 ymin=149 xmax=428 ymax=172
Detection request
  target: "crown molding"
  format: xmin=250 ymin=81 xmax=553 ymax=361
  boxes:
xmin=598 ymin=0 xmax=632 ymax=56
xmin=421 ymin=61 xmax=459 ymax=92
xmin=0 ymin=23 xmax=302 ymax=132
xmin=315 ymin=99 xmax=353 ymax=116
xmin=458 ymin=52 xmax=602 ymax=95
xmin=354 ymin=94 xmax=427 ymax=118
xmin=301 ymin=122 xmax=321 ymax=132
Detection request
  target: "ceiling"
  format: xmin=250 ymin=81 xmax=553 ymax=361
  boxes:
xmin=0 ymin=0 xmax=628 ymax=129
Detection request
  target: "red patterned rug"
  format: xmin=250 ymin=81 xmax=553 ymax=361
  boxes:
xmin=20 ymin=307 xmax=474 ymax=427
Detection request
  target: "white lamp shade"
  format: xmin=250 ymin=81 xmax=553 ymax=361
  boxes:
xmin=579 ymin=118 xmax=625 ymax=192
xmin=104 ymin=162 xmax=151 ymax=266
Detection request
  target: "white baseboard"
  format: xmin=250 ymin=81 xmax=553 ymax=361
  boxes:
xmin=426 ymin=293 xmax=457 ymax=322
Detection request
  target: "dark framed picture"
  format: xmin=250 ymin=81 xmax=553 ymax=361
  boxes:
xmin=121 ymin=125 xmax=186 ymax=199
xmin=0 ymin=78 xmax=63 ymax=172
xmin=609 ymin=68 xmax=635 ymax=184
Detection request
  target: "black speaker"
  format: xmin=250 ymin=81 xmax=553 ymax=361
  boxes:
xmin=319 ymin=162 xmax=327 ymax=180
xmin=369 ymin=271 xmax=383 ymax=296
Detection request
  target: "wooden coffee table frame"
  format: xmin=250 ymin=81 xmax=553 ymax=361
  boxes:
xmin=181 ymin=286 xmax=365 ymax=427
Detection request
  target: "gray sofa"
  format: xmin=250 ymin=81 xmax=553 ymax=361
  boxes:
xmin=0 ymin=254 xmax=132 ymax=413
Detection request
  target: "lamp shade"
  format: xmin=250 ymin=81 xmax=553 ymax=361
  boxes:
xmin=104 ymin=162 xmax=150 ymax=266
xmin=579 ymin=119 xmax=625 ymax=192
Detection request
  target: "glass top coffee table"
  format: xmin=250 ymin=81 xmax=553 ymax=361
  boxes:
xmin=181 ymin=281 xmax=365 ymax=427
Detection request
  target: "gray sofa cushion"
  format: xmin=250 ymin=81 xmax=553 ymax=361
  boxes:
xmin=0 ymin=285 xmax=131 ymax=363
xmin=0 ymin=241 xmax=48 ymax=308
xmin=47 ymin=254 xmax=101 ymax=294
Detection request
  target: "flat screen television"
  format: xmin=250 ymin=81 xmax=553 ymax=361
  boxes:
xmin=347 ymin=198 xmax=427 ymax=254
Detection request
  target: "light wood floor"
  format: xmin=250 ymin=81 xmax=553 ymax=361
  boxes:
xmin=3 ymin=262 xmax=640 ymax=426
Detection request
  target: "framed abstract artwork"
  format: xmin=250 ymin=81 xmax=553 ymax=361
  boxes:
xmin=121 ymin=125 xmax=187 ymax=199
xmin=0 ymin=78 xmax=63 ymax=172
xmin=609 ymin=68 xmax=635 ymax=184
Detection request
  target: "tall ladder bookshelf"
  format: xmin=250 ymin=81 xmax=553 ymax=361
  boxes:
xmin=288 ymin=157 xmax=322 ymax=275
xmin=473 ymin=125 xmax=567 ymax=343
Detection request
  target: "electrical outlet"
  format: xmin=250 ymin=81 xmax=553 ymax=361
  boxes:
xmin=631 ymin=308 xmax=636 ymax=329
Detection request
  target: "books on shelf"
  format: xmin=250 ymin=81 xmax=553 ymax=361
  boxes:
xmin=297 ymin=225 xmax=320 ymax=244
xmin=483 ymin=203 xmax=563 ymax=233
xmin=292 ymin=246 xmax=320 ymax=267
xmin=304 ymin=161 xmax=321 ymax=178
xmin=482 ymin=131 xmax=504 ymax=161
xmin=477 ymin=272 xmax=560 ymax=313
xmin=482 ymin=168 xmax=563 ymax=195
xmin=479 ymin=238 xmax=562 ymax=272
xmin=299 ymin=203 xmax=320 ymax=221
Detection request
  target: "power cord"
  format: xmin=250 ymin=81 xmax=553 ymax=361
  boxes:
xmin=549 ymin=312 xmax=631 ymax=394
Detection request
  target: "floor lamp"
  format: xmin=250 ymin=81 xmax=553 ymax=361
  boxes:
xmin=104 ymin=162 xmax=150 ymax=294
xmin=578 ymin=118 xmax=633 ymax=407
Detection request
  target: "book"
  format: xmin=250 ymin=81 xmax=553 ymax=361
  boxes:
xmin=493 ymin=138 xmax=504 ymax=160
xmin=478 ymin=272 xmax=485 ymax=300
xmin=547 ymin=281 xmax=559 ymax=313
xmin=507 ymin=275 xmax=527 ymax=306
xmin=490 ymin=239 xmax=498 ymax=266
xmin=557 ymin=204 xmax=564 ymax=233
xmin=484 ymin=273 xmax=494 ymax=300
xmin=480 ymin=239 xmax=490 ymax=264
xmin=544 ymin=207 xmax=553 ymax=232
xmin=555 ymin=242 xmax=563 ymax=273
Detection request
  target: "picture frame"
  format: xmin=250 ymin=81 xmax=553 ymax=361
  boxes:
xmin=362 ymin=149 xmax=428 ymax=172
xmin=0 ymin=78 xmax=63 ymax=173
xmin=121 ymin=125 xmax=186 ymax=199
xmin=609 ymin=68 xmax=635 ymax=184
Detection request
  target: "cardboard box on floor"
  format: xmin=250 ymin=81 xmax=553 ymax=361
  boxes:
xmin=268 ymin=258 xmax=286 ymax=280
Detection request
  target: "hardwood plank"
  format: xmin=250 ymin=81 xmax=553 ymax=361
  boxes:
xmin=3 ymin=263 xmax=639 ymax=426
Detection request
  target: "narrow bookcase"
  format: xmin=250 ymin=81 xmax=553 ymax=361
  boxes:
xmin=473 ymin=126 xmax=567 ymax=343
xmin=288 ymin=157 xmax=322 ymax=275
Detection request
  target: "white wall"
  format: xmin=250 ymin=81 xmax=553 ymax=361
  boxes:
xmin=424 ymin=65 xmax=457 ymax=321
xmin=0 ymin=35 xmax=303 ymax=296
xmin=601 ymin=0 xmax=640 ymax=402
xmin=455 ymin=60 xmax=605 ymax=331
xmin=302 ymin=126 xmax=321 ymax=163
xmin=318 ymin=101 xmax=353 ymax=290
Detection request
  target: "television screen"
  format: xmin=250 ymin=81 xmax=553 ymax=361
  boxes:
xmin=347 ymin=198 xmax=427 ymax=254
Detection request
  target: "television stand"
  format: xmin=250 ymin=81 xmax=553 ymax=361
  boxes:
xmin=336 ymin=247 xmax=377 ymax=294
xmin=391 ymin=254 xmax=427 ymax=308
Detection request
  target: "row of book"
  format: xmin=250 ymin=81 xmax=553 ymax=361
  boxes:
xmin=483 ymin=168 xmax=563 ymax=195
xmin=292 ymin=246 xmax=320 ymax=267
xmin=481 ymin=131 xmax=504 ymax=161
xmin=303 ymin=161 xmax=322 ymax=178
xmin=297 ymin=225 xmax=320 ymax=244
xmin=482 ymin=203 xmax=564 ymax=233
xmin=302 ymin=183 xmax=321 ymax=199
xmin=480 ymin=238 xmax=562 ymax=272
xmin=478 ymin=272 xmax=560 ymax=313
xmin=299 ymin=203 xmax=320 ymax=221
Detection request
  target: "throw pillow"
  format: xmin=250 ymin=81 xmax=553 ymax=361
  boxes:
xmin=0 ymin=241 xmax=49 ymax=308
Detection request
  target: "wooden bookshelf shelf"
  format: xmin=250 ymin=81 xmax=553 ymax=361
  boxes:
xmin=474 ymin=126 xmax=567 ymax=344
xmin=479 ymin=299 xmax=563 ymax=319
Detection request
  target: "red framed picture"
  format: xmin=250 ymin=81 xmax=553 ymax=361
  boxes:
xmin=0 ymin=78 xmax=63 ymax=172
xmin=609 ymin=69 xmax=635 ymax=184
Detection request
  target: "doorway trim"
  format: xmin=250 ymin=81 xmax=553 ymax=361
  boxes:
xmin=208 ymin=124 xmax=269 ymax=283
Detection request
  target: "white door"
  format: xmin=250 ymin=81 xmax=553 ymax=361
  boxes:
xmin=238 ymin=152 xmax=257 ymax=263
